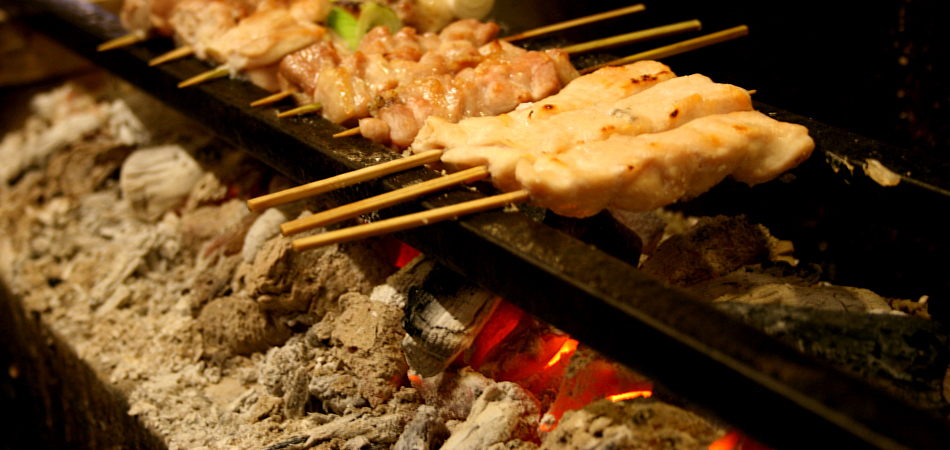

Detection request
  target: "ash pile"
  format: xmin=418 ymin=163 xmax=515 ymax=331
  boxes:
xmin=1 ymin=76 xmax=946 ymax=450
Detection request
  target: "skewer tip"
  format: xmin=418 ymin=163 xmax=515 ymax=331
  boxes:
xmin=333 ymin=127 xmax=362 ymax=138
xmin=97 ymin=31 xmax=146 ymax=51
xmin=149 ymin=46 xmax=195 ymax=66
xmin=276 ymin=103 xmax=322 ymax=118
xmin=178 ymin=67 xmax=229 ymax=88
xmin=250 ymin=90 xmax=294 ymax=107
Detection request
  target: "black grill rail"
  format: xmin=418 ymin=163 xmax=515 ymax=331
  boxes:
xmin=11 ymin=1 xmax=950 ymax=448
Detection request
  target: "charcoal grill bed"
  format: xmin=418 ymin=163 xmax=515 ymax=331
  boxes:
xmin=11 ymin=1 xmax=950 ymax=448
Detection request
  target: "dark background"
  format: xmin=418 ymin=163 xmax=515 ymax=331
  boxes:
xmin=491 ymin=0 xmax=950 ymax=160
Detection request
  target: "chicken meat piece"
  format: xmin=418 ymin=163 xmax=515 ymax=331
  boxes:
xmin=205 ymin=6 xmax=327 ymax=73
xmin=279 ymin=19 xmax=498 ymax=124
xmin=413 ymin=74 xmax=753 ymax=154
xmin=440 ymin=110 xmax=814 ymax=217
xmin=169 ymin=0 xmax=259 ymax=58
xmin=359 ymin=40 xmax=578 ymax=148
xmin=507 ymin=60 xmax=677 ymax=123
xmin=120 ymin=0 xmax=184 ymax=36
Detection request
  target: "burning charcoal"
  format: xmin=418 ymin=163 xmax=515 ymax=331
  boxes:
xmin=197 ymin=296 xmax=291 ymax=356
xmin=539 ymin=398 xmax=726 ymax=450
xmin=393 ymin=405 xmax=451 ymax=450
xmin=608 ymin=209 xmax=668 ymax=256
xmin=119 ymin=144 xmax=206 ymax=222
xmin=542 ymin=346 xmax=653 ymax=431
xmin=693 ymin=262 xmax=893 ymax=312
xmin=328 ymin=293 xmax=408 ymax=407
xmin=401 ymin=264 xmax=501 ymax=377
xmin=370 ymin=256 xmax=438 ymax=309
xmin=640 ymin=215 xmax=776 ymax=286
xmin=410 ymin=367 xmax=495 ymax=421
xmin=440 ymin=382 xmax=542 ymax=450
xmin=543 ymin=210 xmax=642 ymax=266
xmin=716 ymin=302 xmax=950 ymax=415
xmin=458 ymin=299 xmax=575 ymax=408
xmin=242 ymin=233 xmax=395 ymax=318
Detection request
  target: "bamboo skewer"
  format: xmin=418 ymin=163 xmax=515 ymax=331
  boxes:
xmin=281 ymin=165 xmax=490 ymax=236
xmin=579 ymin=25 xmax=749 ymax=75
xmin=246 ymin=149 xmax=445 ymax=211
xmin=277 ymin=103 xmax=322 ymax=118
xmin=559 ymin=20 xmax=702 ymax=55
xmin=149 ymin=45 xmax=195 ymax=66
xmin=178 ymin=66 xmax=230 ymax=88
xmin=251 ymin=90 xmax=295 ymax=107
xmin=292 ymin=189 xmax=529 ymax=251
xmin=333 ymin=127 xmax=362 ymax=138
xmin=97 ymin=30 xmax=147 ymax=51
xmin=502 ymin=4 xmax=646 ymax=42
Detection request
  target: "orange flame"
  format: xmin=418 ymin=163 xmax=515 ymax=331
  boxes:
xmin=545 ymin=339 xmax=579 ymax=368
xmin=607 ymin=390 xmax=652 ymax=402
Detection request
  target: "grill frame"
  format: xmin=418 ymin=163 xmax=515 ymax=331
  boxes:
xmin=11 ymin=1 xmax=950 ymax=448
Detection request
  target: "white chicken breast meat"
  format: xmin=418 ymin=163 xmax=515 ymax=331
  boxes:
xmin=409 ymin=63 xmax=815 ymax=218
xmin=412 ymin=73 xmax=754 ymax=154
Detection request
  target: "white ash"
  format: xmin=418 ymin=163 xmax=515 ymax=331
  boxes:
xmin=0 ymin=83 xmax=106 ymax=184
xmin=309 ymin=372 xmax=370 ymax=415
xmin=440 ymin=381 xmax=541 ymax=450
xmin=413 ymin=367 xmax=495 ymax=422
xmin=324 ymin=292 xmax=409 ymax=408
xmin=539 ymin=398 xmax=725 ymax=450
xmin=120 ymin=144 xmax=206 ymax=222
xmin=107 ymin=99 xmax=152 ymax=147
xmin=243 ymin=207 xmax=289 ymax=263
xmin=239 ymin=231 xmax=395 ymax=319
xmin=1 ymin=80 xmax=415 ymax=450
xmin=392 ymin=405 xmax=451 ymax=450
xmin=293 ymin=389 xmax=422 ymax=449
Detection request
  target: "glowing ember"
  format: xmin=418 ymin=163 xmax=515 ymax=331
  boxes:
xmin=542 ymin=346 xmax=654 ymax=431
xmin=708 ymin=431 xmax=741 ymax=450
xmin=395 ymin=242 xmax=421 ymax=267
xmin=607 ymin=390 xmax=652 ymax=402
xmin=380 ymin=237 xmax=421 ymax=268
xmin=708 ymin=430 xmax=772 ymax=450
xmin=545 ymin=339 xmax=579 ymax=368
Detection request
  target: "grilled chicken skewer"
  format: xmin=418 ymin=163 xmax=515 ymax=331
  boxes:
xmin=249 ymin=28 xmax=749 ymax=218
xmin=331 ymin=24 xmax=744 ymax=147
xmin=290 ymin=108 xmax=813 ymax=250
xmin=277 ymin=63 xmax=785 ymax=236
xmin=291 ymin=108 xmax=813 ymax=250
